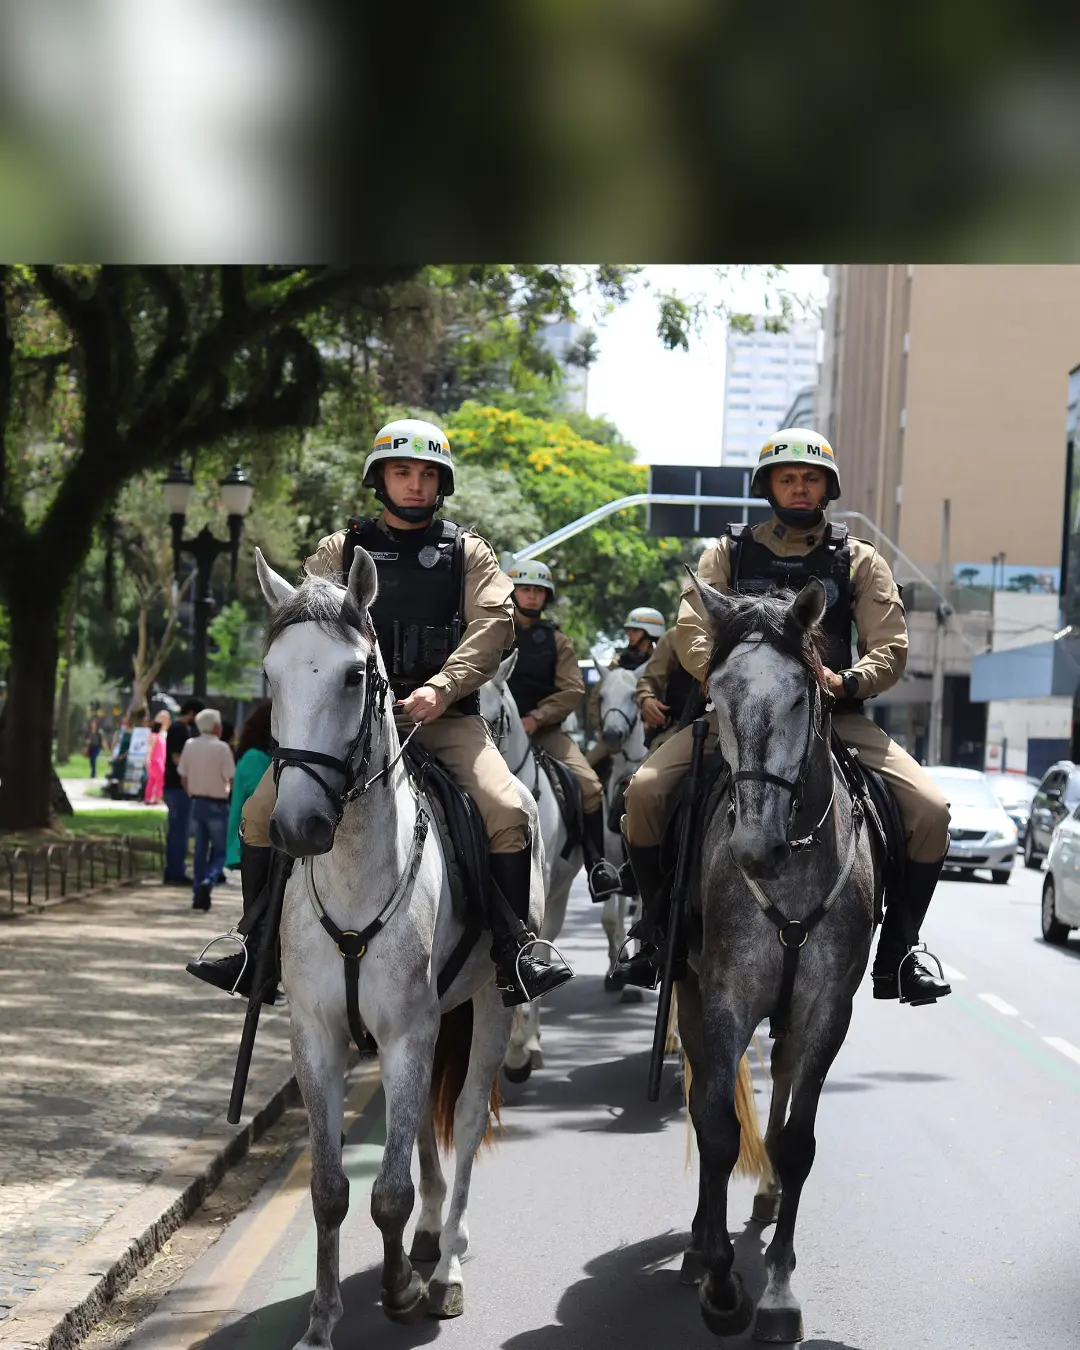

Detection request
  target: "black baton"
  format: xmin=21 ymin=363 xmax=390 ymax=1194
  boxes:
xmin=227 ymin=852 xmax=290 ymax=1125
xmin=647 ymin=718 xmax=709 ymax=1103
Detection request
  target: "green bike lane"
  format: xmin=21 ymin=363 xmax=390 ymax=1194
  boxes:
xmin=110 ymin=872 xmax=1080 ymax=1350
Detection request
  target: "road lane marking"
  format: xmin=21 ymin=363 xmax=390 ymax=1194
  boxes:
xmin=952 ymin=997 xmax=1080 ymax=1093
xmin=940 ymin=963 xmax=967 ymax=982
xmin=1043 ymin=1037 xmax=1080 ymax=1067
xmin=978 ymin=993 xmax=1019 ymax=1016
xmin=1021 ymin=1020 xmax=1036 ymax=1029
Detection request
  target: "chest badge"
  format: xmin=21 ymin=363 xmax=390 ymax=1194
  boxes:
xmin=418 ymin=545 xmax=441 ymax=568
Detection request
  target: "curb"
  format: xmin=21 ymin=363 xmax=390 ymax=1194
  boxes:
xmin=0 ymin=1056 xmax=302 ymax=1350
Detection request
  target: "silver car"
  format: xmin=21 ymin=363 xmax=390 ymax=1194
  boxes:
xmin=984 ymin=772 xmax=1039 ymax=838
xmin=925 ymin=766 xmax=1019 ymax=885
xmin=1041 ymin=805 xmax=1080 ymax=943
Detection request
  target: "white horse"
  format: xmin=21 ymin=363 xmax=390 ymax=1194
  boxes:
xmin=255 ymin=546 xmax=541 ymax=1346
xmin=590 ymin=656 xmax=649 ymax=998
xmin=478 ymin=651 xmax=593 ymax=1082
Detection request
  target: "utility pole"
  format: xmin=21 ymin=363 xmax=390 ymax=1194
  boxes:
xmin=927 ymin=499 xmax=952 ymax=765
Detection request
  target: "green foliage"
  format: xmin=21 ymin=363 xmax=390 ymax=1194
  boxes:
xmin=207 ymin=600 xmax=262 ymax=697
xmin=445 ymin=403 xmax=699 ymax=647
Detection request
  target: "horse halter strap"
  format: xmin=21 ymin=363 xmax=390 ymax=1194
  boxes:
xmin=272 ymin=659 xmax=394 ymax=824
xmin=729 ymin=675 xmax=827 ymax=847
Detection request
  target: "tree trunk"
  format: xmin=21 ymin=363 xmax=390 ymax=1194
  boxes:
xmin=0 ymin=600 xmax=62 ymax=829
xmin=55 ymin=577 xmax=80 ymax=763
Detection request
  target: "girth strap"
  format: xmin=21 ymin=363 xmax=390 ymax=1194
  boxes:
xmin=304 ymin=806 xmax=430 ymax=1055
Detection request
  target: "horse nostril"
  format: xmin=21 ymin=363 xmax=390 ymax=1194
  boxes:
xmin=303 ymin=813 xmax=335 ymax=853
xmin=769 ymin=842 xmax=791 ymax=871
xmin=268 ymin=819 xmax=285 ymax=851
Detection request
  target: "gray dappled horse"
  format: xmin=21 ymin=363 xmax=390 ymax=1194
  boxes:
xmin=255 ymin=546 xmax=538 ymax=1348
xmin=478 ymin=650 xmax=581 ymax=1081
xmin=679 ymin=576 xmax=875 ymax=1342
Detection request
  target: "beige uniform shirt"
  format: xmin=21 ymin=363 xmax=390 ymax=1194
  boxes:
xmin=517 ymin=624 xmax=584 ymax=731
xmin=674 ymin=517 xmax=907 ymax=700
xmin=635 ymin=628 xmax=681 ymax=709
xmin=306 ymin=522 xmax=515 ymax=709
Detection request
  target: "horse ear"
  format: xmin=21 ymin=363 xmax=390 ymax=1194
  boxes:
xmin=347 ymin=546 xmax=379 ymax=613
xmin=686 ymin=566 xmax=736 ymax=634
xmin=790 ymin=577 xmax=827 ymax=631
xmin=495 ymin=648 xmax=519 ymax=688
xmin=589 ymin=643 xmax=611 ymax=674
xmin=255 ymin=548 xmax=295 ymax=610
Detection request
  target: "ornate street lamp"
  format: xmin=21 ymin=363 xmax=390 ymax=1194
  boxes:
xmin=165 ymin=462 xmax=256 ymax=698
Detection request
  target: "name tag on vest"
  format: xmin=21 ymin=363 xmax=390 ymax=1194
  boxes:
xmin=368 ymin=551 xmax=399 ymax=561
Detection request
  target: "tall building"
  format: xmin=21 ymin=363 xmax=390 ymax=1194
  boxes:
xmin=818 ymin=264 xmax=1080 ymax=769
xmin=721 ymin=318 xmax=820 ymax=466
xmin=537 ymin=318 xmax=590 ymax=412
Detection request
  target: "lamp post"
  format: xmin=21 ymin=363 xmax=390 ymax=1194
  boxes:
xmin=164 ymin=462 xmax=255 ymax=698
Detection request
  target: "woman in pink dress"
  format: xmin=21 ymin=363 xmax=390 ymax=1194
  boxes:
xmin=144 ymin=712 xmax=170 ymax=804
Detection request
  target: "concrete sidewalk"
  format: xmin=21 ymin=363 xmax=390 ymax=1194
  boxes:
xmin=0 ymin=880 xmax=299 ymax=1350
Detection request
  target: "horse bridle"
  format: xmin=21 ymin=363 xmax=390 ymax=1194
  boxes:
xmin=272 ymin=646 xmax=419 ymax=825
xmin=601 ymin=701 xmax=639 ymax=743
xmin=729 ymin=673 xmax=835 ymax=850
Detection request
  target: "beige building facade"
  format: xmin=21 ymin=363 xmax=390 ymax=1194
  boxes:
xmin=818 ymin=264 xmax=1080 ymax=575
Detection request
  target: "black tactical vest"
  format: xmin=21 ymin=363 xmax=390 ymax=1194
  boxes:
xmin=341 ymin=516 xmax=478 ymax=714
xmin=664 ymin=661 xmax=698 ymax=722
xmin=508 ymin=621 xmax=558 ymax=718
xmin=727 ymin=522 xmax=856 ymax=676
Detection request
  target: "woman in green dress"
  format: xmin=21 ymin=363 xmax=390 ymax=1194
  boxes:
xmin=225 ymin=701 xmax=274 ymax=870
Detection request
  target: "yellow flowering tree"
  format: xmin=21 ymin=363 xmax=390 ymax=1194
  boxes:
xmin=445 ymin=403 xmax=700 ymax=646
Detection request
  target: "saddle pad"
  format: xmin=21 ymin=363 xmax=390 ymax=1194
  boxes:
xmin=404 ymin=743 xmax=489 ymax=927
xmin=533 ymin=745 xmax=583 ymax=859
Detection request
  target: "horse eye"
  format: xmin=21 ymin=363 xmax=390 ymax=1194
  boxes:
xmin=344 ymin=667 xmax=365 ymax=688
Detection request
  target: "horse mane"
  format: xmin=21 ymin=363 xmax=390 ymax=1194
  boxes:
xmin=707 ymin=589 xmax=826 ymax=686
xmin=263 ymin=575 xmax=371 ymax=656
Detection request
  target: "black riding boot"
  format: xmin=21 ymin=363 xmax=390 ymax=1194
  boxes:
xmin=185 ymin=844 xmax=280 ymax=1004
xmin=584 ymin=807 xmax=622 ymax=900
xmin=613 ymin=845 xmax=684 ymax=990
xmin=872 ymin=857 xmax=952 ymax=1005
xmin=489 ymin=848 xmax=574 ymax=1007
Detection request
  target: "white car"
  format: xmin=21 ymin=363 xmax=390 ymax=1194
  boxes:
xmin=1041 ymin=804 xmax=1080 ymax=944
xmin=924 ymin=765 xmax=1019 ymax=885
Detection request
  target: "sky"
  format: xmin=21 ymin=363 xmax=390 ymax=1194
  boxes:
xmin=585 ymin=265 xmax=828 ymax=466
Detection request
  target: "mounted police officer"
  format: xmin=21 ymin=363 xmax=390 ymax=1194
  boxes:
xmin=636 ymin=626 xmax=699 ymax=752
xmin=586 ymin=606 xmax=666 ymax=770
xmin=616 ymin=427 xmax=952 ymax=1007
xmin=503 ymin=558 xmax=608 ymax=881
xmin=187 ymin=418 xmax=573 ymax=1009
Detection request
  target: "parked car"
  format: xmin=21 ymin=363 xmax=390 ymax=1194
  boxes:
xmin=1041 ymin=804 xmax=1080 ymax=943
xmin=984 ymin=773 xmax=1040 ymax=837
xmin=1022 ymin=761 xmax=1080 ymax=869
xmin=924 ymin=765 xmax=1018 ymax=884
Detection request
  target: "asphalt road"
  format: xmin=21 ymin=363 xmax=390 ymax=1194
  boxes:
xmin=106 ymin=861 xmax=1080 ymax=1350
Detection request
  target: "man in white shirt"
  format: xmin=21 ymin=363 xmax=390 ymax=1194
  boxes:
xmin=178 ymin=709 xmax=235 ymax=911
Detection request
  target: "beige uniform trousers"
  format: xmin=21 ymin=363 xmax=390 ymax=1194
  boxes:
xmin=242 ymin=713 xmax=530 ymax=854
xmin=533 ymin=727 xmax=604 ymax=814
xmin=624 ymin=710 xmax=950 ymax=863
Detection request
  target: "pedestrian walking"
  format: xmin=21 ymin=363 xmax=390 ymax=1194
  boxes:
xmin=225 ymin=701 xmax=273 ymax=871
xmin=178 ymin=708 xmax=235 ymax=910
xmin=85 ymin=718 xmax=104 ymax=778
xmin=163 ymin=698 xmax=203 ymax=885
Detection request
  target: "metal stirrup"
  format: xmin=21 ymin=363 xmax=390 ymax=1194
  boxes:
xmin=192 ymin=929 xmax=250 ymax=996
xmin=512 ymin=937 xmax=574 ymax=993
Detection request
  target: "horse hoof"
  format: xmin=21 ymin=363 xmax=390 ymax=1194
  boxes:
xmin=529 ymin=1048 xmax=544 ymax=1070
xmin=427 ymin=1278 xmax=465 ymax=1319
xmin=679 ymin=1247 xmax=705 ymax=1285
xmin=503 ymin=1059 xmax=533 ymax=1084
xmin=619 ymin=986 xmax=644 ymax=1005
xmin=409 ymin=1229 xmax=441 ymax=1263
xmin=753 ymin=1304 xmax=804 ymax=1343
xmin=604 ymin=971 xmax=626 ymax=992
xmin=751 ymin=1192 xmax=781 ymax=1226
xmin=699 ymin=1270 xmax=753 ymax=1337
xmin=382 ymin=1270 xmax=426 ymax=1323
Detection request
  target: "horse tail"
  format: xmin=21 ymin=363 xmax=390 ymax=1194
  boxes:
xmin=682 ymin=1048 xmax=773 ymax=1184
xmin=430 ymin=999 xmax=503 ymax=1156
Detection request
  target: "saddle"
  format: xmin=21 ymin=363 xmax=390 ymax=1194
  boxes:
xmin=533 ymin=744 xmax=584 ymax=859
xmin=404 ymin=742 xmax=489 ymax=996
